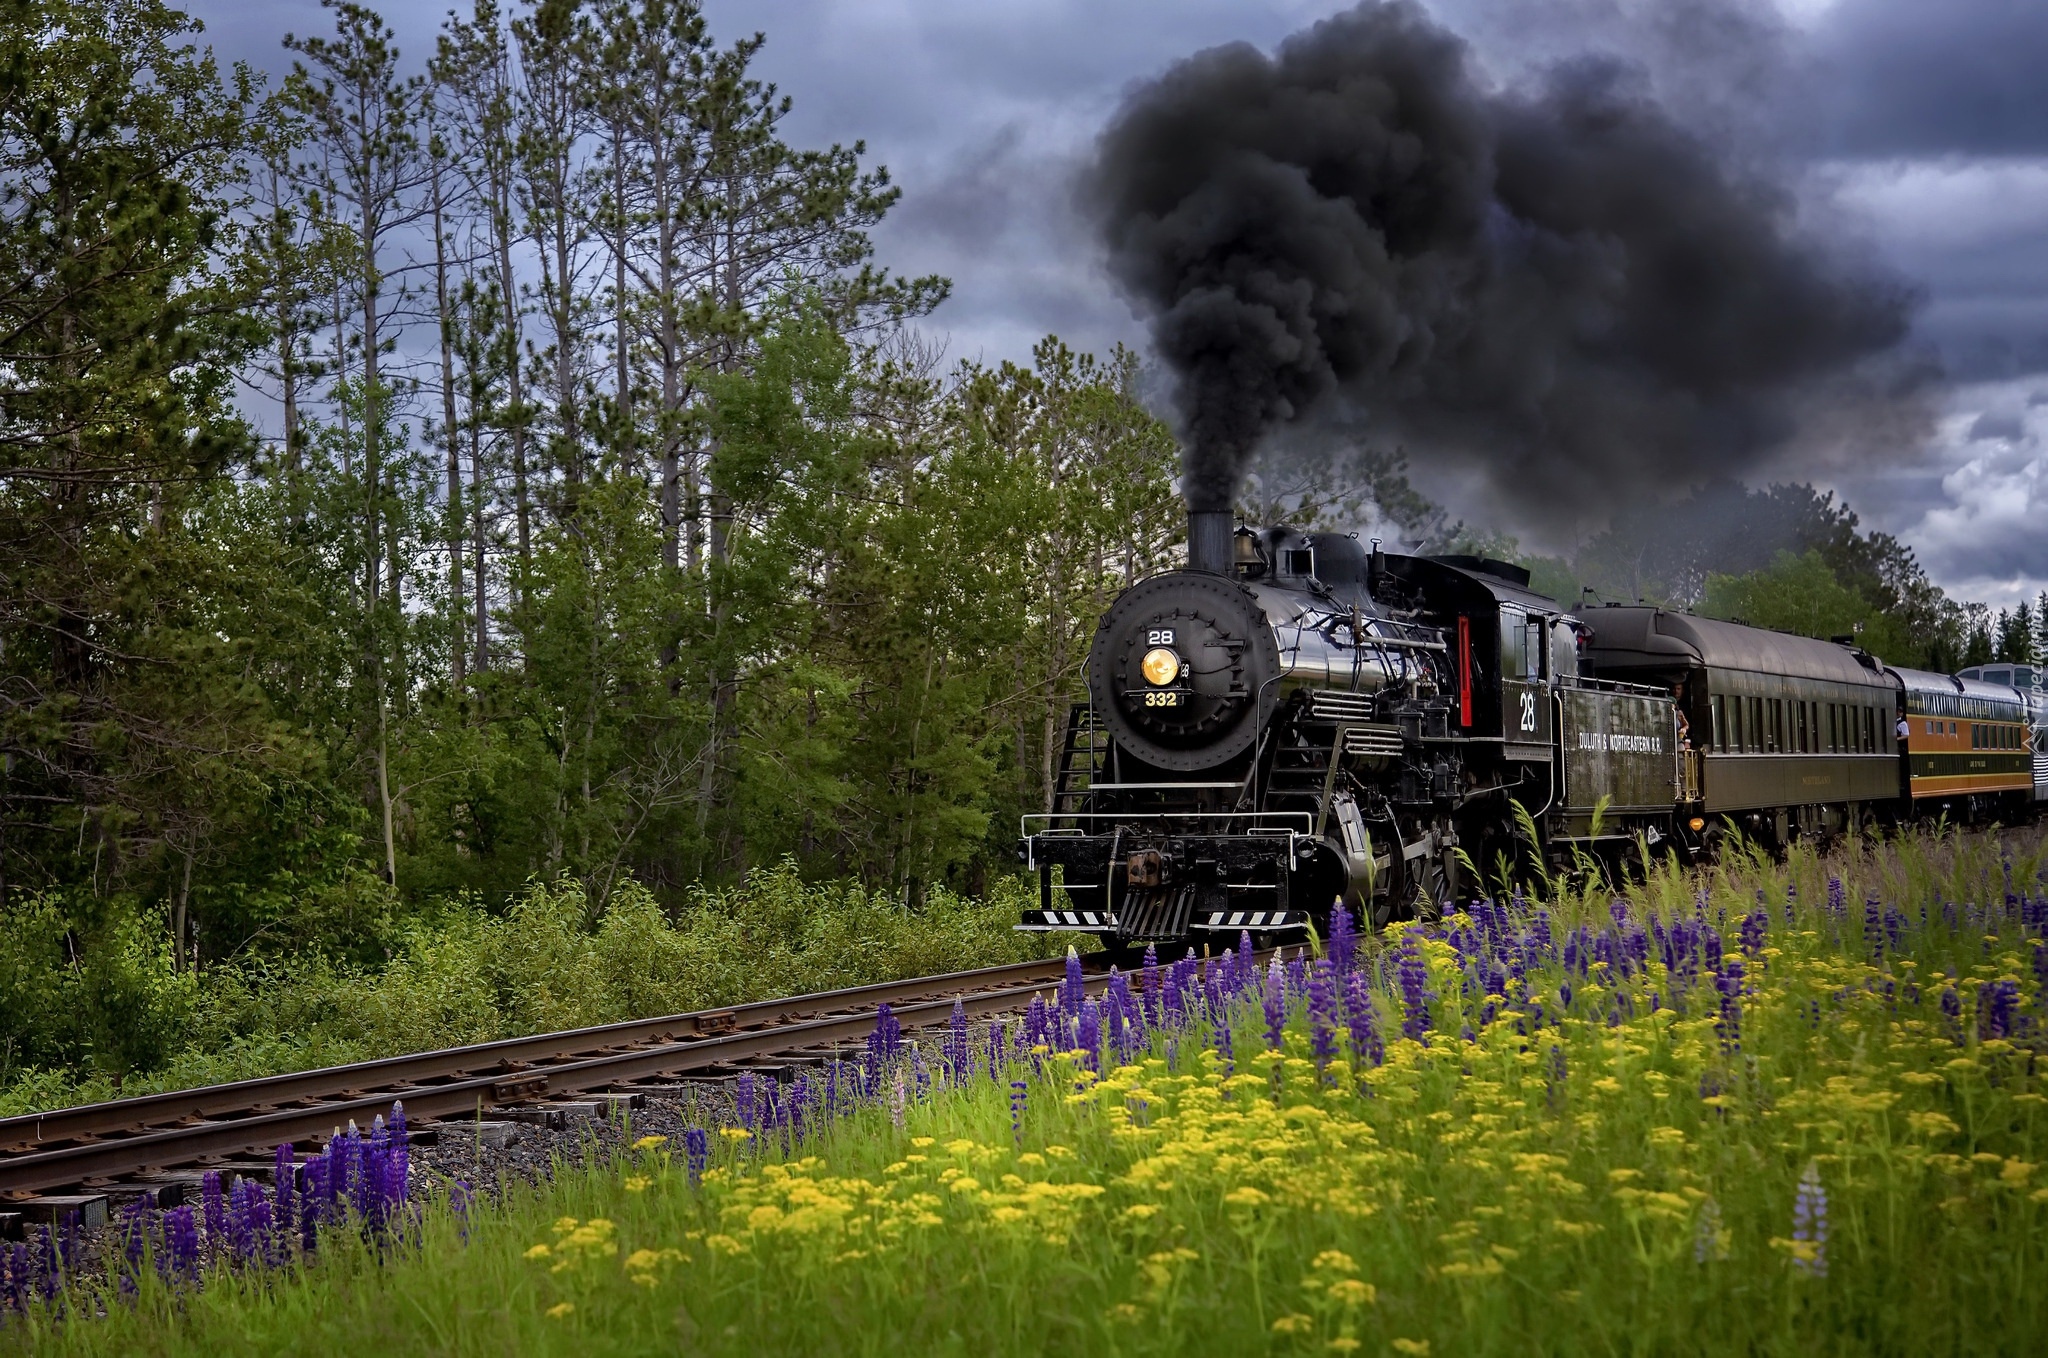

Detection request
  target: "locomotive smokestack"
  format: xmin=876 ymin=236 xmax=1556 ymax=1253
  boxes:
xmin=1188 ymin=508 xmax=1233 ymax=574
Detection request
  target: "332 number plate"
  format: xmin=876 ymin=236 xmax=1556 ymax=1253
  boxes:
xmin=1144 ymin=691 xmax=1184 ymax=707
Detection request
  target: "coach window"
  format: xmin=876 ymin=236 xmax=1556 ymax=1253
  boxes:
xmin=1751 ymin=697 xmax=1763 ymax=752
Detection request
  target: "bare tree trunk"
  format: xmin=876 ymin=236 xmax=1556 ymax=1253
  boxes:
xmin=470 ymin=406 xmax=489 ymax=675
xmin=494 ymin=192 xmax=531 ymax=602
xmin=433 ymin=160 xmax=466 ymax=689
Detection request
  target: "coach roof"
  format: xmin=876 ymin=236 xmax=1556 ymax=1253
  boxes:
xmin=1583 ymin=606 xmax=1889 ymax=688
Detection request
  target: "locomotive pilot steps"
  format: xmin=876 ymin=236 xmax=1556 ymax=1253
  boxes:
xmin=1019 ymin=512 xmax=2046 ymax=951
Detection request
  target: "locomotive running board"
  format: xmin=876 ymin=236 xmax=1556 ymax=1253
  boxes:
xmin=1193 ymin=910 xmax=1309 ymax=931
xmin=1016 ymin=908 xmax=1117 ymax=932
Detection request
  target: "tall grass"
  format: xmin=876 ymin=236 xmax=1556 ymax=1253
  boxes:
xmin=12 ymin=825 xmax=2044 ymax=1356
xmin=0 ymin=863 xmax=1065 ymax=1117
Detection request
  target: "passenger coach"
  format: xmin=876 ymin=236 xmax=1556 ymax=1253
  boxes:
xmin=1579 ymin=608 xmax=1898 ymax=848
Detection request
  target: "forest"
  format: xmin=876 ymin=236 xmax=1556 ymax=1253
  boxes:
xmin=2 ymin=0 xmax=2045 ymax=1094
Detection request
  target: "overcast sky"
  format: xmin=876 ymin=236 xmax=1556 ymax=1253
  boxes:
xmin=183 ymin=0 xmax=2048 ymax=612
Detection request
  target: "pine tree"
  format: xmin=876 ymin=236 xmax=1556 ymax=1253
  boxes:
xmin=0 ymin=0 xmax=266 ymax=905
xmin=285 ymin=0 xmax=436 ymax=886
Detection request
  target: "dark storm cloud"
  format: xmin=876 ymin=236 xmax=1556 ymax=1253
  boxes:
xmin=1081 ymin=0 xmax=1923 ymax=522
xmin=1814 ymin=0 xmax=2048 ymax=158
xmin=1968 ymin=411 xmax=2027 ymax=443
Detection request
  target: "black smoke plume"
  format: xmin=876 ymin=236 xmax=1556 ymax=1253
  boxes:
xmin=1083 ymin=0 xmax=1921 ymax=522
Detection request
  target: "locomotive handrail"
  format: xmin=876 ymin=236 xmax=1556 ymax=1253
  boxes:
xmin=1022 ymin=811 xmax=1312 ymax=834
xmin=1565 ymin=675 xmax=1668 ymax=698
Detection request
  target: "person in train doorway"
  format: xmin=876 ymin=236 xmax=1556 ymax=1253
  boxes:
xmin=1672 ymin=677 xmax=1692 ymax=750
xmin=1896 ymin=713 xmax=1911 ymax=744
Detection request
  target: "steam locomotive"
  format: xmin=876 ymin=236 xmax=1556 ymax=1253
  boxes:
xmin=1018 ymin=510 xmax=2046 ymax=948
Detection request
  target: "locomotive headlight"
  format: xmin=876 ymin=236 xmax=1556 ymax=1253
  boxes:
xmin=1141 ymin=647 xmax=1181 ymax=686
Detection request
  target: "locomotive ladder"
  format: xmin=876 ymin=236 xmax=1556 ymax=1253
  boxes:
xmin=1051 ymin=703 xmax=1110 ymax=817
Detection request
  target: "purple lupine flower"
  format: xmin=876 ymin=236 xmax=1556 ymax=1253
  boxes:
xmin=1061 ymin=946 xmax=1086 ymax=1018
xmin=1739 ymin=909 xmax=1768 ymax=955
xmin=1141 ymin=944 xmax=1162 ymax=1027
xmin=1286 ymin=952 xmax=1310 ymax=1002
xmin=1216 ymin=1009 xmax=1235 ymax=1083
xmin=1714 ymin=960 xmax=1745 ymax=1053
xmin=5 ymin=1240 xmax=29 ymax=1313
xmin=1236 ymin=931 xmax=1255 ymax=994
xmin=299 ymin=1158 xmax=325 ymax=1250
xmin=164 ymin=1206 xmax=200 ymax=1278
xmin=1109 ymin=967 xmax=1140 ymax=1046
xmin=986 ymin=1018 xmax=1006 ymax=1076
xmin=449 ymin=1180 xmax=472 ymax=1244
xmin=119 ymin=1196 xmax=149 ymax=1292
xmin=684 ymin=1128 xmax=710 ymax=1186
xmin=1396 ymin=936 xmax=1433 ymax=1042
xmin=1329 ymin=903 xmax=1357 ymax=975
xmin=229 ymin=1178 xmax=262 ymax=1260
xmin=1009 ymin=1080 xmax=1028 ymax=1147
xmin=1979 ymin=979 xmax=2021 ymax=1040
xmin=389 ymin=1101 xmax=410 ymax=1207
xmin=1077 ymin=996 xmax=1103 ymax=1070
xmin=1547 ymin=1044 xmax=1568 ymax=1112
xmin=201 ymin=1170 xmax=227 ymax=1258
xmin=1940 ymin=983 xmax=1964 ymax=1041
xmin=1792 ymin=1160 xmax=1828 ymax=1277
xmin=869 ymin=1002 xmax=902 ymax=1066
xmin=1024 ymin=993 xmax=1049 ymax=1050
xmin=1863 ymin=895 xmax=1884 ymax=955
xmin=1105 ymin=980 xmax=1130 ymax=1064
xmin=1343 ymin=970 xmax=1384 ymax=1069
xmin=735 ymin=1069 xmax=757 ymax=1134
xmin=1307 ymin=960 xmax=1339 ymax=1079
xmin=945 ymin=999 xmax=971 ymax=1080
xmin=1263 ymin=957 xmax=1288 ymax=1050
xmin=35 ymin=1225 xmax=59 ymax=1301
xmin=1826 ymin=877 xmax=1845 ymax=921
xmin=791 ymin=1070 xmax=814 ymax=1143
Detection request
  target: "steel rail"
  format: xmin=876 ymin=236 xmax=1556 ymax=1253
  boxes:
xmin=0 ymin=955 xmax=1131 ymax=1197
xmin=0 ymin=954 xmax=1092 ymax=1161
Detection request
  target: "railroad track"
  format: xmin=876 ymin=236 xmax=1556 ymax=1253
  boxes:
xmin=0 ymin=952 xmax=1136 ymax=1210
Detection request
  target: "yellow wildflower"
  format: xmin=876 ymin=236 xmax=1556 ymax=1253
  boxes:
xmin=524 ymin=1243 xmax=551 ymax=1260
xmin=1271 ymin=1313 xmax=1315 ymax=1336
xmin=546 ymin=1303 xmax=574 ymax=1320
xmin=631 ymin=1134 xmax=669 ymax=1151
xmin=1391 ymin=1339 xmax=1431 ymax=1355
